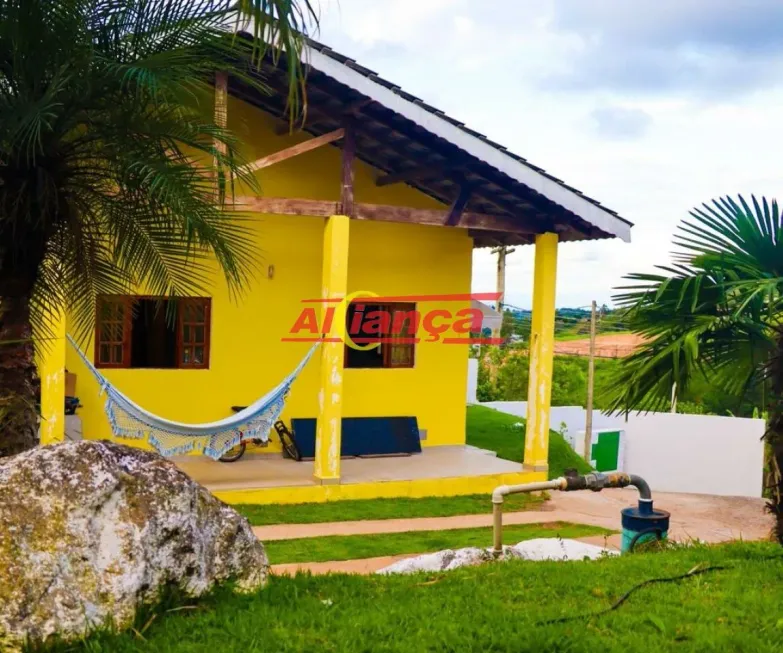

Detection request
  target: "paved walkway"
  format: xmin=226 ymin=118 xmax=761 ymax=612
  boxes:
xmin=547 ymin=488 xmax=771 ymax=543
xmin=262 ymin=489 xmax=772 ymax=576
xmin=256 ymin=509 xmax=560 ymax=541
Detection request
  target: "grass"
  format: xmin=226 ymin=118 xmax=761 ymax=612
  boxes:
xmin=466 ymin=404 xmax=592 ymax=478
xmin=236 ymin=492 xmax=544 ymax=526
xmin=57 ymin=542 xmax=783 ymax=652
xmin=266 ymin=521 xmax=611 ymax=564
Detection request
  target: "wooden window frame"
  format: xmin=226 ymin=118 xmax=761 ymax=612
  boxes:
xmin=94 ymin=295 xmax=211 ymax=370
xmin=382 ymin=302 xmax=416 ymax=369
xmin=94 ymin=296 xmax=132 ymax=368
xmin=177 ymin=298 xmax=212 ymax=369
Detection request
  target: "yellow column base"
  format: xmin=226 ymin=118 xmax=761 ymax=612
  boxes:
xmin=314 ymin=339 xmax=346 ymax=482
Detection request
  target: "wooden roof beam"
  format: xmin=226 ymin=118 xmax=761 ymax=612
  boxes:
xmin=234 ymin=196 xmax=541 ymax=234
xmin=213 ymin=72 xmax=228 ymax=198
xmin=244 ymin=128 xmax=345 ymax=173
xmin=341 ymin=119 xmax=356 ymax=215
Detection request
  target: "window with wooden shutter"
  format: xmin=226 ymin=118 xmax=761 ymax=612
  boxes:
xmin=178 ymin=298 xmax=211 ymax=368
xmin=383 ymin=303 xmax=416 ymax=368
xmin=95 ymin=297 xmax=131 ymax=367
xmin=95 ymin=296 xmax=211 ymax=369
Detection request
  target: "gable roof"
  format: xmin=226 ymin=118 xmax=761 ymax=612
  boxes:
xmin=233 ymin=34 xmax=632 ymax=247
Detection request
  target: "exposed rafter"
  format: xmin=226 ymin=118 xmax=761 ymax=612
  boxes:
xmin=275 ymin=98 xmax=373 ymax=135
xmin=376 ymin=162 xmax=457 ymax=187
xmin=245 ymin=128 xmax=345 ymax=173
xmin=444 ymin=185 xmax=472 ymax=226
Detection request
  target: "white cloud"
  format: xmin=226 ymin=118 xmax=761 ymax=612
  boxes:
xmin=590 ymin=106 xmax=652 ymax=140
xmin=313 ymin=0 xmax=783 ymax=308
xmin=316 ymin=0 xmax=458 ymax=48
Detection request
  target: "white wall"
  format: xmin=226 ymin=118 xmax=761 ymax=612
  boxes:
xmin=480 ymin=400 xmax=765 ymax=498
xmin=621 ymin=412 xmax=764 ymax=498
xmin=482 ymin=401 xmax=621 ymax=443
xmin=467 ymin=358 xmax=478 ymax=404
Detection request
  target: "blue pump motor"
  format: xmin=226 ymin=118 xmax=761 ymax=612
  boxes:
xmin=621 ymin=499 xmax=670 ymax=553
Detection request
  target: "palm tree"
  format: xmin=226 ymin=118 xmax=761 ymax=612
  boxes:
xmin=0 ymin=0 xmax=316 ymax=455
xmin=603 ymin=195 xmax=783 ymax=542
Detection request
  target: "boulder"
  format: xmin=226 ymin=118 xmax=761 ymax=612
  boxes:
xmin=0 ymin=440 xmax=267 ymax=650
xmin=377 ymin=538 xmax=616 ymax=575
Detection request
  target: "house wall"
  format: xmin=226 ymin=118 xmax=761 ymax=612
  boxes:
xmin=65 ymin=96 xmax=473 ymax=452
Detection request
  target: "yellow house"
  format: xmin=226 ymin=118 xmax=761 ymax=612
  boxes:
xmin=39 ymin=37 xmax=632 ymax=505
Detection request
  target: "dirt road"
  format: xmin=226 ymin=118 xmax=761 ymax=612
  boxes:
xmin=554 ymin=333 xmax=646 ymax=358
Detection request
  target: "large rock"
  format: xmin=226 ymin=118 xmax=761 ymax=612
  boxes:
xmin=377 ymin=538 xmax=617 ymax=575
xmin=0 ymin=441 xmax=267 ymax=650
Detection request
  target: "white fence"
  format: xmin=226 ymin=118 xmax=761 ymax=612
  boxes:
xmin=480 ymin=401 xmax=765 ymax=498
xmin=619 ymin=412 xmax=765 ymax=498
xmin=467 ymin=358 xmax=478 ymax=404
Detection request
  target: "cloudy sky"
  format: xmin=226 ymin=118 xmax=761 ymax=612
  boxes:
xmin=313 ymin=0 xmax=783 ymax=309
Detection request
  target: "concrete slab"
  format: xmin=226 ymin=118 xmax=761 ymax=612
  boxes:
xmin=175 ymin=445 xmax=523 ymax=492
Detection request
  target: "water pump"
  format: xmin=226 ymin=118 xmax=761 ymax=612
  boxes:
xmin=620 ymin=496 xmax=670 ymax=553
xmin=492 ymin=471 xmax=670 ymax=555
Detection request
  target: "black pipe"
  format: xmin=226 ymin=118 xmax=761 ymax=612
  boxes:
xmin=628 ymin=474 xmax=652 ymax=501
xmin=562 ymin=471 xmax=653 ymax=501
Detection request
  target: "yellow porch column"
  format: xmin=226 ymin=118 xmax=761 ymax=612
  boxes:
xmin=38 ymin=310 xmax=66 ymax=446
xmin=314 ymin=214 xmax=350 ymax=483
xmin=523 ymin=232 xmax=559 ymax=472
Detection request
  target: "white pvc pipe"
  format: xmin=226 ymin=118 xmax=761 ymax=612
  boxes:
xmin=492 ymin=479 xmax=566 ymax=504
xmin=492 ymin=478 xmax=567 ymax=554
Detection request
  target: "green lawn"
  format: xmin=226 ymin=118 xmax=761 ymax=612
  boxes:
xmin=58 ymin=543 xmax=783 ymax=652
xmin=466 ymin=404 xmax=591 ymax=477
xmin=237 ymin=492 xmax=544 ymax=526
xmin=266 ymin=521 xmax=611 ymax=564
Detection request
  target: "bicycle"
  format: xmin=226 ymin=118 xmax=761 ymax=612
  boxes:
xmin=219 ymin=410 xmax=301 ymax=463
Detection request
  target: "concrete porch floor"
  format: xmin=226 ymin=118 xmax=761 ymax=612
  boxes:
xmin=174 ymin=446 xmax=533 ymax=505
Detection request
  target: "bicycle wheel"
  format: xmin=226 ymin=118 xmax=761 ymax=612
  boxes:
xmin=274 ymin=421 xmax=301 ymax=461
xmin=219 ymin=442 xmax=247 ymax=463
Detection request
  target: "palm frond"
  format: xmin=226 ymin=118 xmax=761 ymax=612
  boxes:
xmin=0 ymin=0 xmax=317 ymax=342
xmin=603 ymin=195 xmax=783 ymax=414
xmin=237 ymin=0 xmax=318 ymax=119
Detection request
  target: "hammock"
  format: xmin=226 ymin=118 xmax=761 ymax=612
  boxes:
xmin=67 ymin=335 xmax=318 ymax=459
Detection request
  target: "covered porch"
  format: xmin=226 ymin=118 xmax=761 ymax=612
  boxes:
xmin=174 ymin=446 xmax=528 ymax=505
